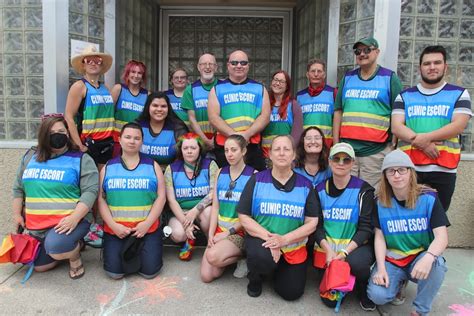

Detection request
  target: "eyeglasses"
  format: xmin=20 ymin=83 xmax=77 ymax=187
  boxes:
xmin=304 ymin=135 xmax=323 ymax=142
xmin=229 ymin=60 xmax=249 ymax=66
xmin=199 ymin=62 xmax=217 ymax=68
xmin=173 ymin=76 xmax=187 ymax=81
xmin=385 ymin=167 xmax=409 ymax=176
xmin=330 ymin=156 xmax=353 ymax=165
xmin=41 ymin=113 xmax=64 ymax=121
xmin=272 ymin=78 xmax=287 ymax=85
xmin=83 ymin=56 xmax=103 ymax=65
xmin=225 ymin=180 xmax=237 ymax=198
xmin=353 ymin=47 xmax=376 ymax=56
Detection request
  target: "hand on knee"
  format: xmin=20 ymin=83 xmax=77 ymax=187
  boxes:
xmin=367 ymin=284 xmax=393 ymax=305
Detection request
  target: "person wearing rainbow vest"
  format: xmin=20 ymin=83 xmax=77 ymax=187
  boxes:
xmin=391 ymin=45 xmax=472 ymax=211
xmin=137 ymin=92 xmax=188 ymax=171
xmin=261 ymin=70 xmax=303 ymax=165
xmin=165 ymin=68 xmax=190 ymax=127
xmin=237 ymin=135 xmax=319 ymax=301
xmin=368 ymin=150 xmax=449 ymax=316
xmin=314 ymin=142 xmax=376 ymax=311
xmin=296 ymin=59 xmax=336 ymax=148
xmin=12 ymin=116 xmax=98 ymax=279
xmin=110 ymin=60 xmax=149 ymax=157
xmin=201 ymin=135 xmax=255 ymax=283
xmin=181 ymin=53 xmax=220 ymax=152
xmin=208 ymin=50 xmax=271 ymax=171
xmin=165 ymin=133 xmax=219 ymax=261
xmin=333 ymin=37 xmax=402 ymax=189
xmin=99 ymin=122 xmax=166 ymax=279
xmin=66 ymin=44 xmax=115 ymax=166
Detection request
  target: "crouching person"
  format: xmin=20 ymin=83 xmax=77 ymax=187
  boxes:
xmin=99 ymin=122 xmax=166 ymax=279
xmin=368 ymin=150 xmax=449 ymax=316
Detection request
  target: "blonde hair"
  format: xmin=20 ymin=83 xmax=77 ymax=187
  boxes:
xmin=378 ymin=168 xmax=436 ymax=209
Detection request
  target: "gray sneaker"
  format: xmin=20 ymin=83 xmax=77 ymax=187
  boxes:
xmin=233 ymin=259 xmax=248 ymax=278
xmin=391 ymin=280 xmax=407 ymax=306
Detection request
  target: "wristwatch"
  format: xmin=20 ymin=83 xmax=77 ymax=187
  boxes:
xmin=229 ymin=227 xmax=237 ymax=235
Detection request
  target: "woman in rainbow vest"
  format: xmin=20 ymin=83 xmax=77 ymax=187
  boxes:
xmin=165 ymin=68 xmax=190 ymax=127
xmin=65 ymin=44 xmax=115 ymax=167
xmin=98 ymin=122 xmax=166 ymax=279
xmin=137 ymin=91 xmax=188 ymax=171
xmin=201 ymin=134 xmax=255 ymax=282
xmin=111 ymin=59 xmax=149 ymax=157
xmin=165 ymin=133 xmax=218 ymax=261
xmin=12 ymin=115 xmax=98 ymax=279
xmin=368 ymin=150 xmax=449 ymax=316
xmin=314 ymin=142 xmax=376 ymax=311
xmin=237 ymin=135 xmax=319 ymax=301
xmin=294 ymin=126 xmax=332 ymax=188
xmin=261 ymin=70 xmax=303 ymax=166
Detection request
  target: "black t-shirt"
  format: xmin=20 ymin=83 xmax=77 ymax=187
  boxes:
xmin=373 ymin=193 xmax=450 ymax=229
xmin=236 ymin=172 xmax=321 ymax=218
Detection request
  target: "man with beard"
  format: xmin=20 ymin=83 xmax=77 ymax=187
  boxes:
xmin=181 ymin=53 xmax=220 ymax=151
xmin=392 ymin=45 xmax=472 ymax=211
xmin=333 ymin=37 xmax=402 ymax=189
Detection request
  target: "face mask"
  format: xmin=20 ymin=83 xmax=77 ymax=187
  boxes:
xmin=50 ymin=133 xmax=68 ymax=149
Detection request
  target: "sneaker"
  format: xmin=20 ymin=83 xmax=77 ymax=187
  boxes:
xmin=360 ymin=293 xmax=376 ymax=311
xmin=178 ymin=239 xmax=195 ymax=261
xmin=233 ymin=259 xmax=248 ymax=278
xmin=247 ymin=280 xmax=262 ymax=297
xmin=391 ymin=280 xmax=407 ymax=306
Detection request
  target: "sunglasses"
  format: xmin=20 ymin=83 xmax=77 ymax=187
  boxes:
xmin=225 ymin=180 xmax=237 ymax=198
xmin=41 ymin=113 xmax=64 ymax=121
xmin=83 ymin=56 xmax=103 ymax=65
xmin=229 ymin=60 xmax=249 ymax=66
xmin=353 ymin=47 xmax=376 ymax=56
xmin=385 ymin=167 xmax=409 ymax=176
xmin=330 ymin=156 xmax=353 ymax=165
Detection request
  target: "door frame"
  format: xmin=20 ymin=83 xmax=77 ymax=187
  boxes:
xmin=159 ymin=6 xmax=293 ymax=90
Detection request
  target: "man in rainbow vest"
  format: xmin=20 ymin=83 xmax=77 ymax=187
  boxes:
xmin=208 ymin=50 xmax=270 ymax=171
xmin=392 ymin=45 xmax=472 ymax=211
xmin=333 ymin=37 xmax=402 ymax=189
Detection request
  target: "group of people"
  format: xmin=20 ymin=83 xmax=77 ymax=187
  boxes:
xmin=11 ymin=36 xmax=471 ymax=316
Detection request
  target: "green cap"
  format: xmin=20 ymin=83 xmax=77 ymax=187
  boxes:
xmin=330 ymin=142 xmax=355 ymax=159
xmin=353 ymin=37 xmax=379 ymax=49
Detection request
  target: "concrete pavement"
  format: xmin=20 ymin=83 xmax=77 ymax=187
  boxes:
xmin=0 ymin=247 xmax=473 ymax=315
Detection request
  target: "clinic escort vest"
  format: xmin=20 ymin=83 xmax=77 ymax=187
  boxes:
xmin=261 ymin=101 xmax=294 ymax=158
xmin=251 ymin=170 xmax=312 ymax=264
xmin=114 ymin=84 xmax=148 ymax=141
xmin=22 ymin=151 xmax=83 ymax=230
xmin=192 ymin=80 xmax=216 ymax=139
xmin=139 ymin=120 xmax=177 ymax=167
xmin=340 ymin=67 xmax=393 ymax=143
xmin=215 ymin=79 xmax=264 ymax=145
xmin=165 ymin=89 xmax=189 ymax=126
xmin=103 ymin=155 xmax=159 ymax=234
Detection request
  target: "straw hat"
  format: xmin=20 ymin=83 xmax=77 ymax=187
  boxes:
xmin=71 ymin=44 xmax=113 ymax=75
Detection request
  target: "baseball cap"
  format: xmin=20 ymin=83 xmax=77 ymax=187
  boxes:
xmin=353 ymin=37 xmax=379 ymax=49
xmin=329 ymin=143 xmax=355 ymax=159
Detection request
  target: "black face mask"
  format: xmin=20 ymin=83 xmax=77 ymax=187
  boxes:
xmin=50 ymin=133 xmax=68 ymax=149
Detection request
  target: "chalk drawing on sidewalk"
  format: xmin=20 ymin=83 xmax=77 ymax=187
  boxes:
xmin=97 ymin=276 xmax=182 ymax=315
xmin=448 ymin=304 xmax=474 ymax=316
xmin=458 ymin=272 xmax=474 ymax=297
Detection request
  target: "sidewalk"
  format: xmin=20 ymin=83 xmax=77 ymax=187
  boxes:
xmin=1 ymin=247 xmax=473 ymax=315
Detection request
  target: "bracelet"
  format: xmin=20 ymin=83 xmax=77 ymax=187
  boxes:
xmin=426 ymin=251 xmax=438 ymax=260
xmin=340 ymin=249 xmax=349 ymax=257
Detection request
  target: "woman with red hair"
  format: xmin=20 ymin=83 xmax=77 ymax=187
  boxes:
xmin=261 ymin=70 xmax=303 ymax=165
xmin=111 ymin=60 xmax=149 ymax=157
xmin=164 ymin=133 xmax=218 ymax=260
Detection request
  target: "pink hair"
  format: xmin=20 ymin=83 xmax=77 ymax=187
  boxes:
xmin=121 ymin=60 xmax=147 ymax=87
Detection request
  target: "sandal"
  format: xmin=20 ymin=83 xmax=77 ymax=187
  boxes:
xmin=69 ymin=256 xmax=85 ymax=280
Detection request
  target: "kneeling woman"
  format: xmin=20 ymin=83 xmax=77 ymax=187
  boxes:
xmin=12 ymin=115 xmax=98 ymax=279
xmin=165 ymin=133 xmax=218 ymax=260
xmin=314 ymin=143 xmax=375 ymax=311
xmin=368 ymin=150 xmax=449 ymax=316
xmin=201 ymin=135 xmax=255 ymax=282
xmin=99 ymin=122 xmax=166 ymax=279
xmin=237 ymin=135 xmax=319 ymax=301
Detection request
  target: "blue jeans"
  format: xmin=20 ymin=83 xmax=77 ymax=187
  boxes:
xmin=367 ymin=252 xmax=447 ymax=315
xmin=103 ymin=229 xmax=163 ymax=279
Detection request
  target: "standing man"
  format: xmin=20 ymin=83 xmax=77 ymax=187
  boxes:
xmin=181 ymin=53 xmax=219 ymax=151
xmin=296 ymin=59 xmax=336 ymax=147
xmin=333 ymin=37 xmax=402 ymax=189
xmin=208 ymin=50 xmax=270 ymax=171
xmin=392 ymin=45 xmax=471 ymax=211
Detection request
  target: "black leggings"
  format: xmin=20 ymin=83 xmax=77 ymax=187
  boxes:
xmin=245 ymin=235 xmax=307 ymax=301
xmin=417 ymin=171 xmax=456 ymax=211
